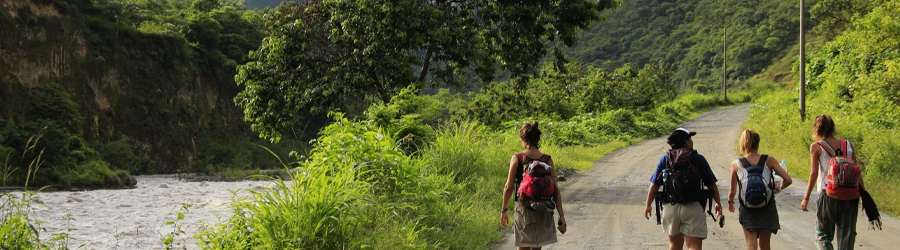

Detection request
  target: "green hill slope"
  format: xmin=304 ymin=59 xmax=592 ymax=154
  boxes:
xmin=567 ymin=0 xmax=803 ymax=92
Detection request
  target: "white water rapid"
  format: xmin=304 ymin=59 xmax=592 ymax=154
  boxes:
xmin=17 ymin=175 xmax=271 ymax=249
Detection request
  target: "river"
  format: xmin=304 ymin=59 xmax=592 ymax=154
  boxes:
xmin=16 ymin=175 xmax=272 ymax=249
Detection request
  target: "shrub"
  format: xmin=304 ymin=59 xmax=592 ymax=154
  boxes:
xmin=99 ymin=138 xmax=153 ymax=174
xmin=466 ymin=62 xmax=678 ymax=128
xmin=193 ymin=136 xmax=302 ymax=175
xmin=0 ymin=120 xmax=132 ymax=188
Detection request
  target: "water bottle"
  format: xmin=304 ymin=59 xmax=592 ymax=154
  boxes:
xmin=774 ymin=160 xmax=786 ymax=193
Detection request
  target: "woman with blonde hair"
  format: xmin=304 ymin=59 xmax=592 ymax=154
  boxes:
xmin=500 ymin=122 xmax=567 ymax=249
xmin=801 ymin=114 xmax=864 ymax=250
xmin=727 ymin=129 xmax=792 ymax=250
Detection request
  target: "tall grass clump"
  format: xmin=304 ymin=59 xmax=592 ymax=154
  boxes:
xmin=0 ymin=193 xmax=44 ymax=249
xmin=198 ymin=114 xmax=457 ymax=249
xmin=413 ymin=122 xmax=517 ymax=247
xmin=1 ymin=131 xmax=45 ymax=249
xmin=0 ymin=130 xmax=74 ymax=249
xmin=198 ymin=117 xmax=546 ymax=249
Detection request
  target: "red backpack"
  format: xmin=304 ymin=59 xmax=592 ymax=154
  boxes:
xmin=516 ymin=153 xmax=556 ymax=211
xmin=817 ymin=140 xmax=861 ymax=200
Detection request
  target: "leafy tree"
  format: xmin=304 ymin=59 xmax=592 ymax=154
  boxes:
xmin=807 ymin=1 xmax=900 ymax=118
xmin=233 ymin=0 xmax=618 ymax=141
xmin=465 ymin=62 xmax=676 ymax=127
xmin=93 ymin=0 xmax=265 ymax=68
xmin=810 ymin=0 xmax=884 ymax=36
xmin=579 ymin=63 xmax=676 ymax=113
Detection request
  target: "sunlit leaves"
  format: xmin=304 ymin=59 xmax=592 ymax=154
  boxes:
xmin=234 ymin=0 xmax=616 ymax=141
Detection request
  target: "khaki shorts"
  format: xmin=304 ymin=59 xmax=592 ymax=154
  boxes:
xmin=661 ymin=202 xmax=708 ymax=238
xmin=514 ymin=202 xmax=558 ymax=247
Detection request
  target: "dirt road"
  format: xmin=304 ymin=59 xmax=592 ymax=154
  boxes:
xmin=493 ymin=104 xmax=900 ymax=249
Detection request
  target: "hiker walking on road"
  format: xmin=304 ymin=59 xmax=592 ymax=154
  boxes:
xmin=727 ymin=129 xmax=793 ymax=250
xmin=501 ymin=122 xmax=567 ymax=249
xmin=644 ymin=128 xmax=723 ymax=250
xmin=801 ymin=114 xmax=865 ymax=250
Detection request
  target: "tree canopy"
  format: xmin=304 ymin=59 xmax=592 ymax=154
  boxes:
xmin=234 ymin=0 xmax=618 ymax=141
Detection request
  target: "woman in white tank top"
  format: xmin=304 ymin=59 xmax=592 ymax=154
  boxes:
xmin=800 ymin=114 xmax=865 ymax=250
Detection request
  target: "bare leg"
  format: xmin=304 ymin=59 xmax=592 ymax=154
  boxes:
xmin=668 ymin=234 xmax=685 ymax=250
xmin=757 ymin=231 xmax=772 ymax=250
xmin=684 ymin=235 xmax=704 ymax=250
xmin=742 ymin=228 xmax=759 ymax=250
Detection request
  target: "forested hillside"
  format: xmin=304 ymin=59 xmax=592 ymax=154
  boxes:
xmin=567 ymin=0 xmax=803 ymax=92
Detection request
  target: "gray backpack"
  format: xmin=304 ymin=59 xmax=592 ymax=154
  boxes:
xmin=737 ymin=155 xmax=775 ymax=208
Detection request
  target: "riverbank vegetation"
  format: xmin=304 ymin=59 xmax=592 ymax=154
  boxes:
xmin=197 ymin=80 xmax=756 ymax=249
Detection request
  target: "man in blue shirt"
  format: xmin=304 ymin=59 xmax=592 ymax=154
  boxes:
xmin=644 ymin=128 xmax=722 ymax=250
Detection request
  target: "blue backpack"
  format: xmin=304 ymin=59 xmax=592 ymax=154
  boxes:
xmin=737 ymin=155 xmax=775 ymax=208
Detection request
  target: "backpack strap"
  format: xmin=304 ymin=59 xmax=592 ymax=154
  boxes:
xmin=738 ymin=155 xmax=768 ymax=167
xmin=539 ymin=154 xmax=551 ymax=163
xmin=817 ymin=140 xmax=838 ymax=157
xmin=515 ymin=152 xmax=526 ymax=176
xmin=840 ymin=140 xmax=852 ymax=159
xmin=739 ymin=157 xmax=752 ymax=168
xmin=688 ymin=152 xmax=700 ymax=175
xmin=514 ymin=152 xmax=525 ymax=201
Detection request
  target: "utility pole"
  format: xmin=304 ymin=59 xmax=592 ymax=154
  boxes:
xmin=799 ymin=0 xmax=806 ymax=120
